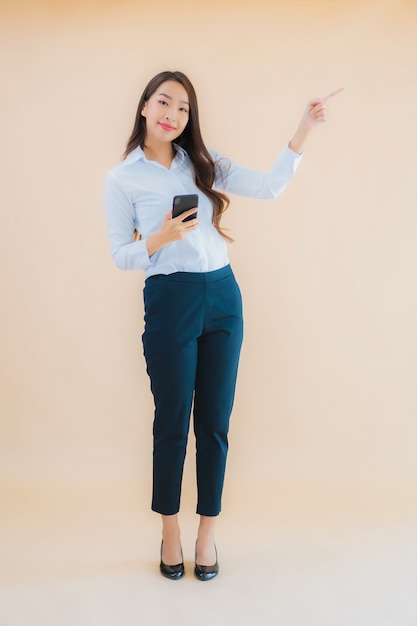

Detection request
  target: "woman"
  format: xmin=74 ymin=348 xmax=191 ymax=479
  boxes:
xmin=104 ymin=70 xmax=342 ymax=581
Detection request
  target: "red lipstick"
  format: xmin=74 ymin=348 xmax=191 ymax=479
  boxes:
xmin=159 ymin=123 xmax=176 ymax=131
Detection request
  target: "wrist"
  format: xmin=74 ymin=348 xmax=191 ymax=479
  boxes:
xmin=289 ymin=120 xmax=311 ymax=154
xmin=147 ymin=231 xmax=166 ymax=257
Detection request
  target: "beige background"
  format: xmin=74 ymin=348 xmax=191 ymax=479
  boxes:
xmin=0 ymin=1 xmax=416 ymax=625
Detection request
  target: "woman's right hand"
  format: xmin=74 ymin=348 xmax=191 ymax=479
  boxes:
xmin=146 ymin=208 xmax=199 ymax=257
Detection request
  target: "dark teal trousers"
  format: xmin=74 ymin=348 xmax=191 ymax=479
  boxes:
xmin=142 ymin=265 xmax=243 ymax=516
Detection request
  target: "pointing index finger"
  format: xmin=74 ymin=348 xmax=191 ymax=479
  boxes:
xmin=322 ymin=87 xmax=344 ymax=102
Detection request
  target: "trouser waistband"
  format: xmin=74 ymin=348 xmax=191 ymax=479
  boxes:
xmin=146 ymin=264 xmax=233 ymax=284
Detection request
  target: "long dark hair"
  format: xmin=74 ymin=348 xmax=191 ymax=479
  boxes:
xmin=123 ymin=71 xmax=232 ymax=242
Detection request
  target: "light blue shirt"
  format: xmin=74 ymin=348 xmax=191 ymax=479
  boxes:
xmin=103 ymin=144 xmax=303 ymax=277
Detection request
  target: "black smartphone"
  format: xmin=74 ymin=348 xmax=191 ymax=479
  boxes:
xmin=172 ymin=194 xmax=198 ymax=222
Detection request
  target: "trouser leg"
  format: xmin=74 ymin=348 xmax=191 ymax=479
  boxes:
xmin=142 ymin=278 xmax=202 ymax=515
xmin=193 ymin=274 xmax=244 ymax=516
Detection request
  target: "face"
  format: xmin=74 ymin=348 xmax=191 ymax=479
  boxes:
xmin=141 ymin=80 xmax=190 ymax=144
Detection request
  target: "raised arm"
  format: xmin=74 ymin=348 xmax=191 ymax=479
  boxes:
xmin=212 ymin=87 xmax=343 ymax=200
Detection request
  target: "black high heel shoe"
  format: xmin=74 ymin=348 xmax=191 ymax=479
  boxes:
xmin=194 ymin=543 xmax=219 ymax=581
xmin=160 ymin=541 xmax=185 ymax=580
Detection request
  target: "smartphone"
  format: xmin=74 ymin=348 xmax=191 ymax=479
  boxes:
xmin=172 ymin=194 xmax=198 ymax=222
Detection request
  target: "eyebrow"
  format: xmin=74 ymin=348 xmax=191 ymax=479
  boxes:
xmin=159 ymin=92 xmax=190 ymax=106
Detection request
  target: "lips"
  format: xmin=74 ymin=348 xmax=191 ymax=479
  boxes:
xmin=159 ymin=123 xmax=176 ymax=131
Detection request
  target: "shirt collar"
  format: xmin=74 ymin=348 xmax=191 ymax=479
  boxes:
xmin=121 ymin=143 xmax=187 ymax=168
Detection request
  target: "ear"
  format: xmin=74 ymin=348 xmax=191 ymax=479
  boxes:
xmin=141 ymin=101 xmax=147 ymax=118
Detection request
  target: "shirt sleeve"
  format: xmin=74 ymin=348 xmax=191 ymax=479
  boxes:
xmin=103 ymin=171 xmax=153 ymax=271
xmin=210 ymin=145 xmax=303 ymax=199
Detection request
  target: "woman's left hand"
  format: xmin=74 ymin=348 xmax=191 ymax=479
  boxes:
xmin=289 ymin=87 xmax=344 ymax=154
xmin=302 ymin=88 xmax=344 ymax=130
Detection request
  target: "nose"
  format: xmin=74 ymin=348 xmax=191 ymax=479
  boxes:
xmin=165 ymin=108 xmax=175 ymax=122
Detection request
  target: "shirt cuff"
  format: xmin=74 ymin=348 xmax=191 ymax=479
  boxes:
xmin=113 ymin=239 xmax=152 ymax=271
xmin=286 ymin=143 xmax=304 ymax=159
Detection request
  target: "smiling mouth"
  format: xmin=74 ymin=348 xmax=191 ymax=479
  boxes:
xmin=159 ymin=123 xmax=176 ymax=131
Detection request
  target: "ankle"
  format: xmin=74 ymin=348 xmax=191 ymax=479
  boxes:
xmin=196 ymin=531 xmax=215 ymax=546
xmin=197 ymin=517 xmax=216 ymax=544
xmin=161 ymin=514 xmax=180 ymax=537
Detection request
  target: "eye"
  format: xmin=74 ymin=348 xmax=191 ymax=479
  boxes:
xmin=159 ymin=100 xmax=168 ymax=106
xmin=180 ymin=107 xmax=189 ymax=114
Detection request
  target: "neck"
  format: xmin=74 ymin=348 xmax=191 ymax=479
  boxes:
xmin=143 ymin=140 xmax=175 ymax=168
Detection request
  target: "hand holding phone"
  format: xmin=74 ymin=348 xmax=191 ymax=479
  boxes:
xmin=172 ymin=194 xmax=198 ymax=222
